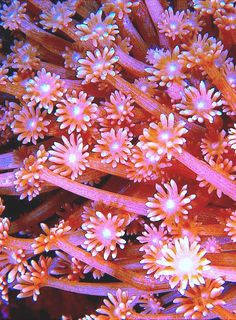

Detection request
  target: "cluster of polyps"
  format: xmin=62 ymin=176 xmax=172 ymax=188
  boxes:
xmin=0 ymin=0 xmax=236 ymax=319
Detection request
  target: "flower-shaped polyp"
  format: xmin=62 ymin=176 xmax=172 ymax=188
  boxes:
xmin=92 ymin=128 xmax=133 ymax=168
xmin=23 ymin=68 xmax=66 ymax=114
xmin=225 ymin=211 xmax=236 ymax=242
xmin=101 ymin=0 xmax=139 ymax=19
xmin=40 ymin=1 xmax=74 ymax=32
xmin=127 ymin=145 xmax=167 ymax=183
xmin=11 ymin=41 xmax=40 ymax=71
xmin=49 ymin=134 xmax=89 ymax=180
xmin=97 ymin=289 xmax=136 ymax=319
xmin=0 ymin=248 xmax=29 ymax=283
xmin=138 ymin=294 xmax=164 ymax=315
xmin=0 ymin=0 xmax=27 ymax=31
xmin=140 ymin=244 xmax=163 ymax=279
xmin=14 ymin=256 xmax=52 ymax=301
xmin=179 ymin=34 xmax=224 ymax=68
xmin=101 ymin=90 xmax=135 ymax=126
xmin=137 ymin=224 xmax=167 ymax=252
xmin=146 ymin=180 xmax=196 ymax=230
xmin=200 ymin=130 xmax=228 ymax=161
xmin=76 ymin=9 xmax=119 ymax=48
xmin=11 ymin=104 xmax=50 ymax=144
xmin=157 ymin=236 xmax=210 ymax=290
xmin=82 ymin=211 xmax=126 ymax=260
xmin=157 ymin=8 xmax=189 ymax=40
xmin=146 ymin=46 xmax=185 ymax=88
xmin=56 ymin=90 xmax=98 ymax=134
xmin=32 ymin=220 xmax=72 ymax=254
xmin=138 ymin=113 xmax=188 ymax=161
xmin=62 ymin=47 xmax=82 ymax=70
xmin=193 ymin=0 xmax=234 ymax=15
xmin=14 ymin=146 xmax=48 ymax=201
xmin=175 ymin=81 xmax=222 ymax=123
xmin=77 ymin=47 xmax=119 ymax=84
xmin=174 ymin=278 xmax=225 ymax=319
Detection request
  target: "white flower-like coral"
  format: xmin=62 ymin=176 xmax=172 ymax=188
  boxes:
xmin=49 ymin=134 xmax=89 ymax=180
xmin=157 ymin=236 xmax=210 ymax=291
xmin=146 ymin=179 xmax=196 ymax=230
xmin=138 ymin=113 xmax=188 ymax=161
xmin=82 ymin=211 xmax=126 ymax=260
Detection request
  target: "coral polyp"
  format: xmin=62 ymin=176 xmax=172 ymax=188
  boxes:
xmin=0 ymin=0 xmax=236 ymax=319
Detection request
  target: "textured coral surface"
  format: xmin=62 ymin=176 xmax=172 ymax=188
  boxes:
xmin=0 ymin=0 xmax=236 ymax=319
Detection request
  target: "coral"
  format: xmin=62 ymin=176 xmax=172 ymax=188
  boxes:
xmin=14 ymin=145 xmax=48 ymax=200
xmin=200 ymin=130 xmax=228 ymax=161
xmin=76 ymin=9 xmax=119 ymax=48
xmin=146 ymin=46 xmax=185 ymax=88
xmin=138 ymin=113 xmax=188 ymax=161
xmin=179 ymin=34 xmax=224 ymax=68
xmin=157 ymin=237 xmax=210 ymax=290
xmin=0 ymin=0 xmax=26 ymax=31
xmin=14 ymin=256 xmax=52 ymax=301
xmin=96 ymin=289 xmax=135 ymax=319
xmin=174 ymin=278 xmax=225 ymax=318
xmin=82 ymin=211 xmax=126 ymax=260
xmin=175 ymin=81 xmax=222 ymax=124
xmin=197 ymin=157 xmax=236 ymax=198
xmin=101 ymin=0 xmax=139 ymax=19
xmin=10 ymin=41 xmax=40 ymax=71
xmin=100 ymin=90 xmax=134 ymax=126
xmin=40 ymin=1 xmax=74 ymax=32
xmin=77 ymin=47 xmax=119 ymax=84
xmin=49 ymin=134 xmax=89 ymax=180
xmin=225 ymin=211 xmax=236 ymax=242
xmin=11 ymin=103 xmax=50 ymax=144
xmin=0 ymin=1 xmax=236 ymax=319
xmin=92 ymin=128 xmax=133 ymax=168
xmin=55 ymin=90 xmax=98 ymax=134
xmin=146 ymin=179 xmax=196 ymax=230
xmin=157 ymin=7 xmax=189 ymax=40
xmin=23 ymin=68 xmax=66 ymax=114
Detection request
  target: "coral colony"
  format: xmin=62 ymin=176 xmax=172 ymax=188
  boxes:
xmin=0 ymin=0 xmax=236 ymax=319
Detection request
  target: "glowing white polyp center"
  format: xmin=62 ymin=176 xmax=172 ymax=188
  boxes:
xmin=40 ymin=83 xmax=51 ymax=93
xmin=196 ymin=100 xmax=206 ymax=110
xmin=93 ymin=61 xmax=104 ymax=72
xmin=22 ymin=55 xmax=29 ymax=63
xmin=102 ymin=228 xmax=112 ymax=239
xmin=68 ymin=153 xmax=77 ymax=163
xmin=159 ymin=131 xmax=170 ymax=141
xmin=111 ymin=142 xmax=120 ymax=150
xmin=27 ymin=119 xmax=36 ymax=130
xmin=168 ymin=62 xmax=178 ymax=73
xmin=73 ymin=106 xmax=82 ymax=116
xmin=117 ymin=104 xmax=124 ymax=112
xmin=178 ymin=256 xmax=194 ymax=273
xmin=165 ymin=199 xmax=176 ymax=211
xmin=94 ymin=23 xmax=105 ymax=35
xmin=170 ymin=22 xmax=177 ymax=30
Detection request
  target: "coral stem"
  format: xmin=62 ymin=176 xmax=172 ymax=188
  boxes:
xmin=213 ymin=305 xmax=236 ymax=320
xmin=174 ymin=150 xmax=236 ymax=201
xmin=40 ymin=168 xmax=147 ymax=215
xmin=56 ymin=238 xmax=169 ymax=291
